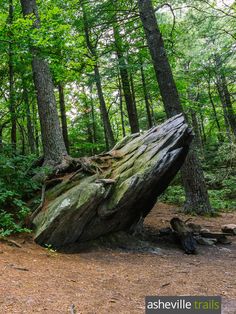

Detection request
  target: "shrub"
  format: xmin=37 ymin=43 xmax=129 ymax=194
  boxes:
xmin=0 ymin=148 xmax=40 ymax=236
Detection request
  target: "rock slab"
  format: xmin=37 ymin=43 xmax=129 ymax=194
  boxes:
xmin=33 ymin=114 xmax=193 ymax=248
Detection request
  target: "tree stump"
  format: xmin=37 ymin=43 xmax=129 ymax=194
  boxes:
xmin=33 ymin=114 xmax=193 ymax=248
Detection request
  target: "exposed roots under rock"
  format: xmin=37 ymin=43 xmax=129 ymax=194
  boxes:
xmin=33 ymin=155 xmax=105 ymax=184
xmin=51 ymin=156 xmax=104 ymax=178
xmin=27 ymin=156 xmax=106 ymax=227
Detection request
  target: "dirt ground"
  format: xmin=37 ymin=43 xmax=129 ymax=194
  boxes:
xmin=0 ymin=203 xmax=236 ymax=314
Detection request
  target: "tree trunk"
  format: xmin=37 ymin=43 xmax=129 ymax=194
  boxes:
xmin=82 ymin=85 xmax=96 ymax=155
xmin=81 ymin=2 xmax=115 ymax=149
xmin=58 ymin=83 xmax=70 ymax=153
xmin=217 ymin=74 xmax=236 ymax=138
xmin=8 ymin=0 xmax=17 ymax=150
xmin=0 ymin=126 xmax=3 ymax=150
xmin=140 ymin=60 xmax=153 ymax=129
xmin=138 ymin=0 xmax=182 ymax=118
xmin=113 ymin=23 xmax=139 ymax=134
xmin=190 ymin=109 xmax=204 ymax=155
xmin=138 ymin=0 xmax=213 ymax=214
xmin=32 ymin=101 xmax=40 ymax=156
xmin=129 ymin=70 xmax=139 ymax=125
xmin=32 ymin=114 xmax=193 ymax=248
xmin=89 ymin=84 xmax=97 ymax=150
xmin=198 ymin=109 xmax=206 ymax=146
xmin=0 ymin=121 xmax=9 ymax=150
xmin=23 ymin=82 xmax=35 ymax=154
xmin=118 ymin=74 xmax=126 ymax=137
xmin=170 ymin=218 xmax=196 ymax=254
xmin=180 ymin=149 xmax=211 ymax=214
xmin=20 ymin=0 xmax=68 ymax=166
xmin=94 ymin=65 xmax=115 ymax=149
xmin=207 ymin=79 xmax=223 ymax=141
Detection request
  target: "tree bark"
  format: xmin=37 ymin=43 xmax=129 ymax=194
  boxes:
xmin=18 ymin=121 xmax=26 ymax=155
xmin=81 ymin=2 xmax=115 ymax=149
xmin=138 ymin=0 xmax=182 ymax=118
xmin=129 ymin=70 xmax=139 ymax=125
xmin=198 ymin=109 xmax=206 ymax=146
xmin=190 ymin=109 xmax=204 ymax=155
xmin=32 ymin=101 xmax=40 ymax=156
xmin=58 ymin=83 xmax=70 ymax=153
xmin=118 ymin=74 xmax=126 ymax=137
xmin=217 ymin=74 xmax=236 ymax=139
xmin=138 ymin=0 xmax=213 ymax=214
xmin=0 ymin=121 xmax=9 ymax=150
xmin=22 ymin=79 xmax=35 ymax=154
xmin=94 ymin=65 xmax=115 ymax=149
xmin=82 ymin=85 xmax=96 ymax=155
xmin=0 ymin=126 xmax=3 ymax=150
xmin=8 ymin=0 xmax=17 ymax=150
xmin=113 ymin=22 xmax=139 ymax=134
xmin=89 ymin=84 xmax=97 ymax=150
xmin=140 ymin=60 xmax=153 ymax=129
xmin=170 ymin=218 xmax=196 ymax=254
xmin=20 ymin=0 xmax=68 ymax=166
xmin=207 ymin=79 xmax=223 ymax=142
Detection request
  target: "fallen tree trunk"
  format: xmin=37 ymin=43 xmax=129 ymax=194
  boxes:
xmin=33 ymin=114 xmax=193 ymax=248
xmin=170 ymin=218 xmax=197 ymax=254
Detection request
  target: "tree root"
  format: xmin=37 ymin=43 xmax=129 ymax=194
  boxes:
xmin=27 ymin=154 xmax=111 ymax=224
xmin=26 ymin=184 xmax=46 ymax=227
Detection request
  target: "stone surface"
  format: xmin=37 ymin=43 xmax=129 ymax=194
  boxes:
xmin=221 ymin=224 xmax=236 ymax=235
xmin=33 ymin=114 xmax=193 ymax=248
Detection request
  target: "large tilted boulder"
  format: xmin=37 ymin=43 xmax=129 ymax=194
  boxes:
xmin=33 ymin=114 xmax=193 ymax=248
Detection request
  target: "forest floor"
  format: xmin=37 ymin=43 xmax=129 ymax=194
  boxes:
xmin=0 ymin=203 xmax=236 ymax=314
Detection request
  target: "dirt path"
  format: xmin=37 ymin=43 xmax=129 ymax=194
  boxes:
xmin=0 ymin=203 xmax=236 ymax=313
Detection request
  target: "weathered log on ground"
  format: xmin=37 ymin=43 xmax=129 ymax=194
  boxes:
xmin=170 ymin=218 xmax=197 ymax=254
xmin=33 ymin=114 xmax=193 ymax=248
xmin=168 ymin=219 xmax=232 ymax=252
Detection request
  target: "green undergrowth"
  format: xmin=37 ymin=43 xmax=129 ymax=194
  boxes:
xmin=0 ymin=147 xmax=40 ymax=236
xmin=161 ymin=141 xmax=236 ymax=212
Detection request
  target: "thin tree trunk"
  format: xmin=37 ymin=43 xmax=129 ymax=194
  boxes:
xmin=89 ymin=84 xmax=97 ymax=148
xmin=138 ymin=0 xmax=212 ymax=214
xmin=20 ymin=0 xmax=68 ymax=166
xmin=207 ymin=79 xmax=222 ymax=138
xmin=0 ymin=121 xmax=9 ymax=150
xmin=190 ymin=109 xmax=204 ymax=156
xmin=138 ymin=0 xmax=182 ymax=118
xmin=35 ymin=125 xmax=40 ymax=155
xmin=22 ymin=79 xmax=35 ymax=154
xmin=32 ymin=101 xmax=40 ymax=156
xmin=149 ymin=94 xmax=156 ymax=125
xmin=198 ymin=109 xmax=206 ymax=145
xmin=58 ymin=83 xmax=69 ymax=153
xmin=0 ymin=126 xmax=3 ymax=150
xmin=216 ymin=82 xmax=232 ymax=141
xmin=129 ymin=70 xmax=139 ymax=124
xmin=217 ymin=75 xmax=236 ymax=138
xmin=82 ymin=85 xmax=95 ymax=155
xmin=81 ymin=2 xmax=115 ymax=149
xmin=8 ymin=0 xmax=16 ymax=150
xmin=113 ymin=23 xmax=139 ymax=134
xmin=118 ymin=74 xmax=126 ymax=137
xmin=188 ymin=90 xmax=204 ymax=152
xmin=94 ymin=65 xmax=115 ymax=149
xmin=17 ymin=121 xmax=26 ymax=155
xmin=140 ymin=60 xmax=153 ymax=129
